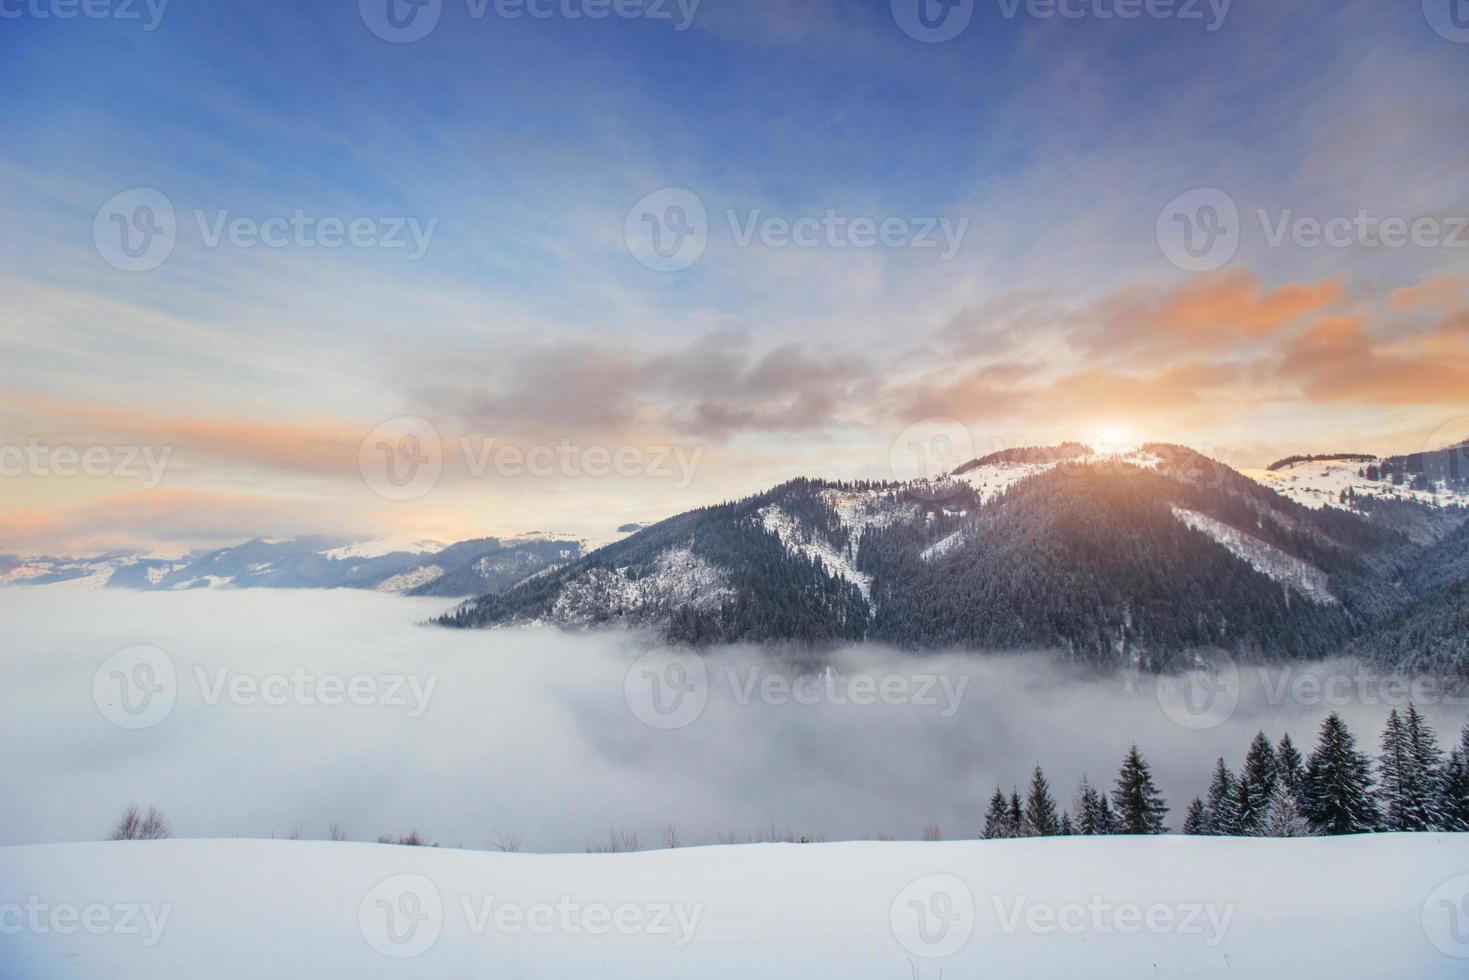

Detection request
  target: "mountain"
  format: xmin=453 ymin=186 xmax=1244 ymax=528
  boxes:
xmin=0 ymin=536 xmax=582 ymax=598
xmin=442 ymin=443 xmax=1469 ymax=671
xmin=1248 ymin=444 xmax=1469 ymax=514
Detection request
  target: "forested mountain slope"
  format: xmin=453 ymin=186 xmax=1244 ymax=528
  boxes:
xmin=443 ymin=444 xmax=1469 ymax=671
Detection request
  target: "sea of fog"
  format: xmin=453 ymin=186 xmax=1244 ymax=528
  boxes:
xmin=2 ymin=587 xmax=1465 ymax=852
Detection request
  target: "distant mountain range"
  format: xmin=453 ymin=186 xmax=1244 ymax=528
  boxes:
xmin=0 ymin=535 xmax=583 ymax=598
xmin=440 ymin=442 xmax=1469 ymax=672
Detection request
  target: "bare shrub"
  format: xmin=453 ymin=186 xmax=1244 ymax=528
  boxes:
xmin=587 ymin=827 xmax=639 ymax=853
xmin=109 ymin=805 xmax=170 ymax=841
xmin=378 ymin=830 xmax=434 ymax=847
xmin=328 ymin=821 xmax=348 ymax=842
xmin=661 ymin=822 xmax=681 ymax=849
xmin=488 ymin=830 xmax=523 ymax=853
xmin=921 ymin=824 xmax=944 ymax=842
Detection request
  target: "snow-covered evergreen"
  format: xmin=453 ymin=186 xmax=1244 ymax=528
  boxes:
xmin=1236 ymin=732 xmax=1278 ymax=834
xmin=983 ymin=788 xmax=1013 ymax=839
xmin=1303 ymin=713 xmax=1380 ymax=835
xmin=1204 ymin=758 xmax=1242 ymax=836
xmin=1076 ymin=776 xmax=1108 ymax=836
xmin=1024 ymin=766 xmax=1060 ymax=837
xmin=1260 ymin=781 xmax=1315 ymax=838
xmin=1111 ymin=745 xmax=1169 ymax=835
xmin=1182 ymin=798 xmax=1208 ymax=835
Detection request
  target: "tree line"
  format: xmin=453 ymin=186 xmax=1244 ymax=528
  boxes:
xmin=983 ymin=707 xmax=1469 ymax=838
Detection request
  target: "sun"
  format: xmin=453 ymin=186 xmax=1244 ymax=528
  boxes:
xmin=1092 ymin=426 xmax=1135 ymax=454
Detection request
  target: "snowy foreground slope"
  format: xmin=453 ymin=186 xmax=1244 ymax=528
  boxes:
xmin=4 ymin=836 xmax=1468 ymax=978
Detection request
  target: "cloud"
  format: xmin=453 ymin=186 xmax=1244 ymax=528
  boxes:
xmin=0 ymin=490 xmax=376 ymax=556
xmin=1274 ymin=315 xmax=1469 ymax=407
xmin=1084 ymin=271 xmax=1346 ymax=362
xmin=410 ymin=334 xmax=880 ymax=440
xmin=4 ymin=589 xmax=1462 ymax=852
xmin=0 ymin=394 xmax=364 ymax=480
xmin=6 ymin=266 xmax=1467 ymax=557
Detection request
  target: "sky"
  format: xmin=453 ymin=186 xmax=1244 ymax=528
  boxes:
xmin=2 ymin=0 xmax=1468 ymax=555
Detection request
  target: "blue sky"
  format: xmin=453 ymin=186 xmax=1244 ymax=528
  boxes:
xmin=2 ymin=0 xmax=1468 ymax=552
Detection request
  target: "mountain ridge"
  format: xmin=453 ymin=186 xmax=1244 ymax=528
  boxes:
xmin=442 ymin=442 xmax=1469 ymax=671
xmin=0 ymin=535 xmax=584 ymax=598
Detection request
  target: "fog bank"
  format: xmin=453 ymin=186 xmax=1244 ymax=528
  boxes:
xmin=2 ymin=588 xmax=1463 ymax=851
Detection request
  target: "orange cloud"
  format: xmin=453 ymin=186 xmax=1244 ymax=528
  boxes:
xmin=1386 ymin=274 xmax=1469 ymax=315
xmin=1 ymin=394 xmax=365 ymax=479
xmin=1275 ymin=312 xmax=1469 ymax=405
xmin=1089 ymin=270 xmax=1346 ymax=360
xmin=0 ymin=490 xmax=374 ymax=555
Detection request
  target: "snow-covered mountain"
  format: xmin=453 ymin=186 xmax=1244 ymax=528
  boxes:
xmin=1247 ymin=449 xmax=1469 ymax=512
xmin=0 ymin=536 xmax=582 ymax=598
xmin=444 ymin=442 xmax=1469 ymax=671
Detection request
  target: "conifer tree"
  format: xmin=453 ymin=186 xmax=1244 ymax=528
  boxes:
xmin=1237 ymin=731 xmax=1278 ymax=834
xmin=1276 ymin=733 xmax=1306 ymax=804
xmin=983 ymin=787 xmax=1012 ymax=839
xmin=1182 ymin=798 xmax=1208 ymax=835
xmin=1025 ymin=766 xmax=1060 ymax=837
xmin=1077 ymin=777 xmax=1106 ymax=836
xmin=1439 ymin=725 xmax=1469 ymax=832
xmin=1261 ymin=780 xmax=1314 ymax=837
xmin=1111 ymin=744 xmax=1169 ymax=834
xmin=1404 ymin=704 xmax=1446 ymax=830
xmin=1059 ymin=811 xmax=1075 ymax=836
xmin=1303 ymin=713 xmax=1379 ymax=835
xmin=1378 ymin=709 xmax=1412 ymax=830
xmin=1205 ymin=758 xmax=1242 ymax=836
xmin=1097 ymin=794 xmax=1119 ymax=835
xmin=1009 ymin=790 xmax=1025 ymax=837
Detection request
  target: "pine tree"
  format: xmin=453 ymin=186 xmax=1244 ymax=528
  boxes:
xmin=1205 ymin=758 xmax=1242 ymax=836
xmin=1059 ymin=811 xmax=1075 ymax=836
xmin=1077 ymin=777 xmax=1106 ymax=836
xmin=1304 ymin=713 xmax=1379 ymax=835
xmin=1404 ymin=704 xmax=1446 ymax=830
xmin=1097 ymin=794 xmax=1119 ymax=835
xmin=1237 ymin=732 xmax=1278 ymax=834
xmin=983 ymin=787 xmax=1012 ymax=839
xmin=1111 ymin=744 xmax=1169 ymax=834
xmin=1182 ymin=798 xmax=1208 ymax=835
xmin=1378 ymin=709 xmax=1411 ymax=830
xmin=1009 ymin=790 xmax=1025 ymax=837
xmin=1276 ymin=733 xmax=1306 ymax=804
xmin=1025 ymin=766 xmax=1060 ymax=837
xmin=1261 ymin=780 xmax=1314 ymax=837
xmin=1440 ymin=726 xmax=1469 ymax=832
